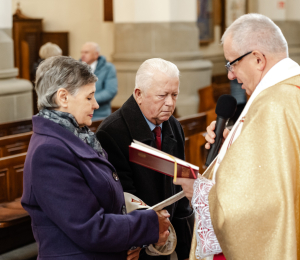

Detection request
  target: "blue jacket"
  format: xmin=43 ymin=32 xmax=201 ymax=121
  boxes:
xmin=93 ymin=56 xmax=118 ymax=120
xmin=21 ymin=116 xmax=158 ymax=260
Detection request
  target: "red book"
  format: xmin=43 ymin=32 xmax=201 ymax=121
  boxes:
xmin=129 ymin=140 xmax=198 ymax=179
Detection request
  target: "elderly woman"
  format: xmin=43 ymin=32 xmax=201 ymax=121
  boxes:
xmin=21 ymin=56 xmax=170 ymax=260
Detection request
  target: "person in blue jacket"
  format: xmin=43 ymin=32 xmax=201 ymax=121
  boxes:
xmin=81 ymin=42 xmax=118 ymax=120
xmin=21 ymin=56 xmax=170 ymax=260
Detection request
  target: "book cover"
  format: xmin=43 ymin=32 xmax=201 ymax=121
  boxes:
xmin=129 ymin=140 xmax=198 ymax=179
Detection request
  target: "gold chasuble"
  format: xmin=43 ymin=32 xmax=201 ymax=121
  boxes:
xmin=191 ymin=75 xmax=300 ymax=260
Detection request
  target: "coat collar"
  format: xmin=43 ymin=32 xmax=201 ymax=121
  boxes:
xmin=120 ymin=95 xmax=177 ymax=152
xmin=94 ymin=56 xmax=106 ymax=72
xmin=32 ymin=116 xmax=106 ymax=160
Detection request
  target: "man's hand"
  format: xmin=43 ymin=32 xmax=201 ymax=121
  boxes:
xmin=205 ymin=121 xmax=230 ymax=150
xmin=173 ymin=178 xmax=196 ymax=201
xmin=155 ymin=210 xmax=171 ymax=246
xmin=127 ymin=247 xmax=141 ymax=260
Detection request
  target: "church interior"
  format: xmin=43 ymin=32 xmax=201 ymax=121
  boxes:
xmin=0 ymin=0 xmax=300 ymax=259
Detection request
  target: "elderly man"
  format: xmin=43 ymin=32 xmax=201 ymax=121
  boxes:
xmin=175 ymin=13 xmax=300 ymax=260
xmin=80 ymin=42 xmax=117 ymax=119
xmin=96 ymin=58 xmax=194 ymax=260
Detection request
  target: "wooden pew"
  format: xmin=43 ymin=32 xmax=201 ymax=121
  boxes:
xmin=178 ymin=111 xmax=217 ymax=174
xmin=0 ymin=132 xmax=32 ymax=158
xmin=198 ymin=85 xmax=216 ymax=113
xmin=0 ymin=152 xmax=35 ymax=254
xmin=178 ymin=113 xmax=207 ymax=174
xmin=0 ymin=119 xmax=32 ymax=137
xmin=0 ymin=153 xmax=27 ymax=203
xmin=0 ymin=120 xmax=103 ymax=159
xmin=0 ymin=118 xmax=103 ymax=137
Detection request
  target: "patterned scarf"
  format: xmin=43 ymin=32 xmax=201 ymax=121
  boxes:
xmin=38 ymin=109 xmax=105 ymax=156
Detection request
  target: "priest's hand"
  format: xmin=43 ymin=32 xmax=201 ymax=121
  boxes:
xmin=173 ymin=178 xmax=196 ymax=201
xmin=127 ymin=247 xmax=141 ymax=260
xmin=155 ymin=210 xmax=171 ymax=246
xmin=205 ymin=120 xmax=230 ymax=149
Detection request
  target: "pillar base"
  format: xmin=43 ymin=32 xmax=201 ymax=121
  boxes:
xmin=0 ymin=78 xmax=33 ymax=123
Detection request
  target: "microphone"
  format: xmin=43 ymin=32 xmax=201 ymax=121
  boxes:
xmin=205 ymin=94 xmax=237 ymax=166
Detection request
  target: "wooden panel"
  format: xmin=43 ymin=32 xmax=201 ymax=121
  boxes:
xmin=41 ymin=32 xmax=69 ymax=56
xmin=0 ymin=119 xmax=32 ymax=137
xmin=198 ymin=85 xmax=216 ymax=113
xmin=0 ymin=153 xmax=27 ymax=202
xmin=178 ymin=112 xmax=207 ymax=137
xmin=12 ymin=164 xmax=24 ymax=200
xmin=187 ymin=133 xmax=207 ymax=174
xmin=104 ymin=0 xmax=113 ymax=21
xmin=21 ymin=40 xmax=30 ymax=80
xmin=0 ymin=132 xmax=32 ymax=157
xmin=178 ymin=112 xmax=217 ymax=173
xmin=0 ymin=169 xmax=9 ymax=203
xmin=212 ymin=82 xmax=231 ymax=102
xmin=13 ymin=20 xmax=43 ymax=79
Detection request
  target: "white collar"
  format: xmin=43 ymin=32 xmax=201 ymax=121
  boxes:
xmin=90 ymin=60 xmax=98 ymax=73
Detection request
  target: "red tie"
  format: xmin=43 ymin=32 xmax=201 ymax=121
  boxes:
xmin=153 ymin=126 xmax=162 ymax=150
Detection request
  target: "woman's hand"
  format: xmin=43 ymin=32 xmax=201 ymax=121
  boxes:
xmin=205 ymin=121 xmax=230 ymax=150
xmin=127 ymin=247 xmax=141 ymax=260
xmin=173 ymin=178 xmax=196 ymax=201
xmin=155 ymin=210 xmax=171 ymax=246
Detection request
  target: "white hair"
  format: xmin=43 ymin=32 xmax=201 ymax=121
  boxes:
xmin=83 ymin=42 xmax=100 ymax=54
xmin=134 ymin=58 xmax=179 ymax=93
xmin=39 ymin=42 xmax=62 ymax=59
xmin=221 ymin=13 xmax=288 ymax=57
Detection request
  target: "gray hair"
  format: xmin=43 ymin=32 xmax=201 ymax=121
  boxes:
xmin=221 ymin=13 xmax=288 ymax=57
xmin=35 ymin=56 xmax=97 ymax=110
xmin=39 ymin=42 xmax=62 ymax=59
xmin=134 ymin=58 xmax=180 ymax=93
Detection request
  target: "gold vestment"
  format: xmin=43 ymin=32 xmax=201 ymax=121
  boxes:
xmin=191 ymin=75 xmax=300 ymax=260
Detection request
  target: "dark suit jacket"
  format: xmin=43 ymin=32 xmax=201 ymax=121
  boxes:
xmin=96 ymin=95 xmax=194 ymax=260
xmin=21 ymin=116 xmax=158 ymax=260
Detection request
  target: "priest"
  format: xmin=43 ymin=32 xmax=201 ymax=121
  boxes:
xmin=175 ymin=13 xmax=300 ymax=260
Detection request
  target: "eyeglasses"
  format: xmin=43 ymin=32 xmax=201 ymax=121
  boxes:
xmin=225 ymin=51 xmax=252 ymax=72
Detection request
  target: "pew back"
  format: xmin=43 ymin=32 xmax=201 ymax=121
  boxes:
xmin=0 ymin=132 xmax=32 ymax=158
xmin=0 ymin=119 xmax=32 ymax=137
xmin=0 ymin=153 xmax=27 ymax=203
xmin=178 ymin=112 xmax=211 ymax=173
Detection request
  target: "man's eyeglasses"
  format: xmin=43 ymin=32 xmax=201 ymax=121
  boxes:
xmin=225 ymin=51 xmax=252 ymax=72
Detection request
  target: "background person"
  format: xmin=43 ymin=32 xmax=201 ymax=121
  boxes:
xmin=97 ymin=58 xmax=194 ymax=260
xmin=21 ymin=56 xmax=170 ymax=260
xmin=80 ymin=42 xmax=118 ymax=119
xmin=32 ymin=42 xmax=62 ymax=80
xmin=175 ymin=13 xmax=300 ymax=260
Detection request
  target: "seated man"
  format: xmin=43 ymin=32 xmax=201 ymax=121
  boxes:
xmin=81 ymin=42 xmax=118 ymax=119
xmin=96 ymin=58 xmax=194 ymax=260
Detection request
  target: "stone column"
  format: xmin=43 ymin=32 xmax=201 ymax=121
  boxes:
xmin=111 ymin=0 xmax=212 ymax=116
xmin=0 ymin=0 xmax=32 ymax=123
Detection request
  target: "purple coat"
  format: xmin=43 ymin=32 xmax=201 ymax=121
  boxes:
xmin=21 ymin=116 xmax=158 ymax=260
